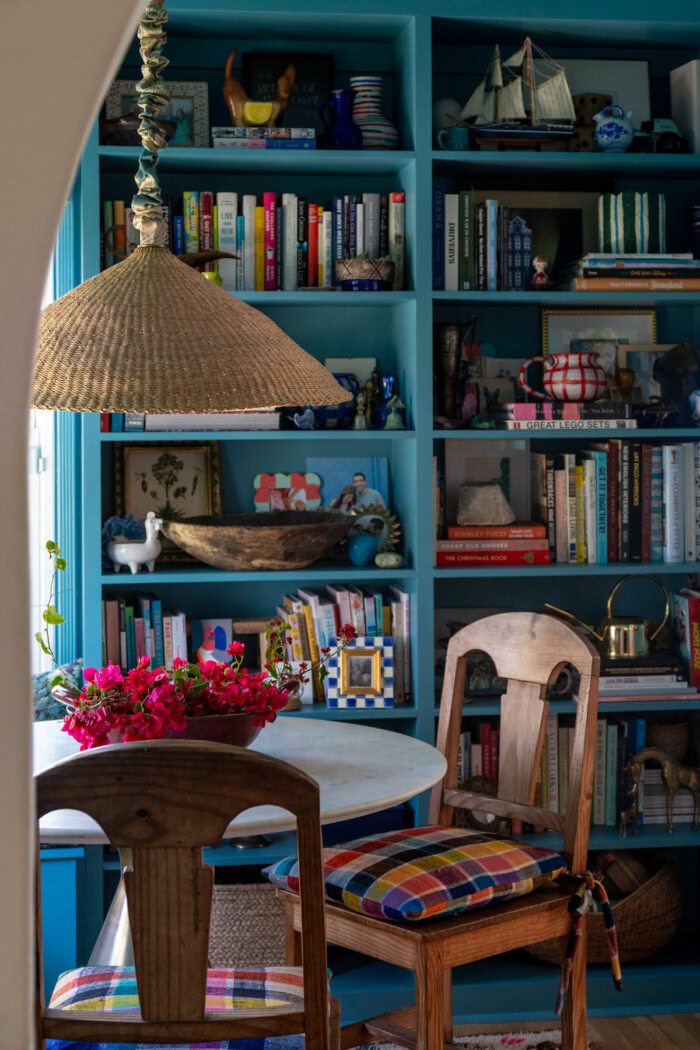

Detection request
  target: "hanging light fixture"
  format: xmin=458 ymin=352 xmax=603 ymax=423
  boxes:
xmin=32 ymin=0 xmax=350 ymax=414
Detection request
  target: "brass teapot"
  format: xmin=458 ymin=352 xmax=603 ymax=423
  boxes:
xmin=546 ymin=574 xmax=670 ymax=661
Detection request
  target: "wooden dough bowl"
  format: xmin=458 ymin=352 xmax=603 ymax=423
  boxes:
xmin=162 ymin=512 xmax=352 ymax=571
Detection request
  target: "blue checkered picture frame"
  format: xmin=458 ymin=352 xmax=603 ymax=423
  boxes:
xmin=326 ymin=636 xmax=394 ymax=708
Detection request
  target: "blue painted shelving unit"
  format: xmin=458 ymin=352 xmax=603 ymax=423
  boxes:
xmin=60 ymin=0 xmax=700 ymax=1026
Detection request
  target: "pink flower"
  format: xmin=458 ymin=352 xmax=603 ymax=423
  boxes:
xmin=338 ymin=623 xmax=358 ymax=642
xmin=228 ymin=640 xmax=245 ymax=657
xmin=93 ymin=662 xmax=124 ymax=690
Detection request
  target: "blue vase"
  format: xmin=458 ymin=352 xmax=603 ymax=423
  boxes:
xmin=314 ymin=373 xmax=359 ymax=429
xmin=347 ymin=532 xmax=378 ymax=567
xmin=320 ymin=90 xmax=363 ymax=150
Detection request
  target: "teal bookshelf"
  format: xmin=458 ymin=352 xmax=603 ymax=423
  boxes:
xmin=60 ymin=0 xmax=700 ymax=1026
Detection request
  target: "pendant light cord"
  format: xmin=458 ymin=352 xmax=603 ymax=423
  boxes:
xmin=132 ymin=0 xmax=169 ymax=246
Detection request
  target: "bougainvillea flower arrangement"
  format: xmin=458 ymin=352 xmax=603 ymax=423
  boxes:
xmin=41 ymin=539 xmax=358 ymax=750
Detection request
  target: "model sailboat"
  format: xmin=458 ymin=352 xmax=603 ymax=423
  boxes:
xmin=459 ymin=37 xmax=575 ymax=142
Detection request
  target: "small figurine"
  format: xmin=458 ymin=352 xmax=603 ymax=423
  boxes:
xmin=627 ymin=745 xmax=700 ymax=834
xmin=615 ymin=366 xmax=636 ymax=400
xmin=383 ymin=392 xmax=406 ymax=430
xmin=107 ymin=511 xmax=162 ymax=574
xmin=352 ymin=390 xmax=369 ymax=430
xmin=223 ymin=48 xmax=295 ymax=127
xmin=530 ymin=255 xmax=551 ymax=290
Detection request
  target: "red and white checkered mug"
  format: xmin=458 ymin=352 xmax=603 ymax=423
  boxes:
xmin=519 ymin=351 xmax=607 ymax=402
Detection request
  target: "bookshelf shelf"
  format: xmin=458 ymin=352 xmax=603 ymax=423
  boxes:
xmin=101 ymin=429 xmax=416 ymax=442
xmin=431 ymin=150 xmax=700 ymax=178
xmin=433 ymin=290 xmax=700 ymax=305
xmin=436 ymin=698 xmax=700 ymax=716
xmin=434 ymin=563 xmax=700 ymax=579
xmin=100 ymin=565 xmax=417 ymax=585
xmin=99 ymin=144 xmax=417 ymax=176
xmin=234 ymin=290 xmax=415 ymax=305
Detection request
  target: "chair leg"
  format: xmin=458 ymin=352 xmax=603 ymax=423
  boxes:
xmin=330 ymin=997 xmax=341 ymax=1050
xmin=560 ymin=932 xmax=587 ymax=1050
xmin=415 ymin=948 xmax=447 ymax=1050
xmin=283 ymin=899 xmax=302 ymax=966
xmin=443 ymin=969 xmax=453 ymax=1044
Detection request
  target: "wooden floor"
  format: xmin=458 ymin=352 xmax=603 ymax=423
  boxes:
xmin=456 ymin=1014 xmax=700 ymax=1049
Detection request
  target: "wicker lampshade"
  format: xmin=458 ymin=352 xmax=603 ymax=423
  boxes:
xmin=32 ymin=245 xmax=351 ymax=413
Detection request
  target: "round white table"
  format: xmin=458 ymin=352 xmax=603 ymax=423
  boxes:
xmin=35 ymin=717 xmax=447 ymax=842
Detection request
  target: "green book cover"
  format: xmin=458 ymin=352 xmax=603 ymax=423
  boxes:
xmin=458 ymin=190 xmax=473 ymax=290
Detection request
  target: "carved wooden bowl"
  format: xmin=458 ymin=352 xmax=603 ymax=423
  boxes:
xmin=162 ymin=512 xmax=353 ymax=571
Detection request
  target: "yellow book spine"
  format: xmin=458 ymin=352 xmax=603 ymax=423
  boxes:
xmin=317 ymin=206 xmax=323 ymax=287
xmin=575 ymin=463 xmax=586 ymax=563
xmin=254 ymin=205 xmax=265 ymax=291
xmin=301 ymin=604 xmax=323 ymax=702
xmin=286 ymin=612 xmax=304 ymax=662
xmin=382 ymin=606 xmax=392 ymax=636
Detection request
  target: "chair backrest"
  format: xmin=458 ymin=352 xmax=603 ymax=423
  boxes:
xmin=429 ymin=612 xmax=600 ymax=872
xmin=36 ymin=740 xmax=329 ymax=1047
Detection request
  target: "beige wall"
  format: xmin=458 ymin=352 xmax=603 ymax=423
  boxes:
xmin=0 ymin=1 xmax=144 ymax=1040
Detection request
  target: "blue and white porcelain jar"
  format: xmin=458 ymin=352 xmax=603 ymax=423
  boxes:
xmin=593 ymin=105 xmax=634 ymax=153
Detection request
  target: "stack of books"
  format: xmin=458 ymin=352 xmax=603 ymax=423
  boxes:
xmin=560 ymin=252 xmax=700 ymax=292
xmin=641 ymin=769 xmax=695 ymax=826
xmin=598 ymin=655 xmax=698 ymax=704
xmin=211 ymin=126 xmax=317 ymax=150
xmin=106 ymin=411 xmax=281 ymax=432
xmin=435 ymin=524 xmax=551 ymax=566
xmin=491 ymin=400 xmax=636 ymax=431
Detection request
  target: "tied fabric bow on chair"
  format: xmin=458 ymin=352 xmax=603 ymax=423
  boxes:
xmin=556 ymin=870 xmax=623 ymax=1016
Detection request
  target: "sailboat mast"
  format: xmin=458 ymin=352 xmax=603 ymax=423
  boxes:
xmin=493 ymin=44 xmax=502 ymax=123
xmin=525 ymin=36 xmax=536 ymax=125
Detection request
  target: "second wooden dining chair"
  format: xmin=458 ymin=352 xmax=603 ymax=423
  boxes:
xmin=277 ymin=611 xmax=600 ymax=1050
xmin=35 ymin=739 xmax=339 ymax=1048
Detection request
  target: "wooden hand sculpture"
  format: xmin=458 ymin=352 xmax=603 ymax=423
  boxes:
xmin=224 ymin=49 xmax=296 ymax=127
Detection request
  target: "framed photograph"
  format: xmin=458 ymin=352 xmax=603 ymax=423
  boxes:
xmin=617 ymin=344 xmax=676 ymax=402
xmin=349 ymin=505 xmax=401 ymax=553
xmin=113 ymin=442 xmax=221 ymax=563
xmin=105 ymin=80 xmax=209 ymax=147
xmin=326 ymin=636 xmax=394 ymax=709
xmin=306 ymin=456 xmax=389 ymax=514
xmin=542 ymin=309 xmax=657 ymax=357
xmin=253 ymin=472 xmax=321 ymax=511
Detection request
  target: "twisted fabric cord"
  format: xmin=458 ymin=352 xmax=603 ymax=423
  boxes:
xmin=131 ymin=0 xmax=169 ymax=246
xmin=555 ymin=869 xmax=622 ymax=1017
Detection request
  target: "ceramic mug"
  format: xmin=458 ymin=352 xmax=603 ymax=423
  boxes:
xmin=519 ymin=351 xmax=607 ymax=402
xmin=437 ymin=126 xmax=470 ymax=151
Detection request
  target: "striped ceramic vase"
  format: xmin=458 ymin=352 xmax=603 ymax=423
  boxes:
xmin=350 ymin=76 xmax=399 ymax=150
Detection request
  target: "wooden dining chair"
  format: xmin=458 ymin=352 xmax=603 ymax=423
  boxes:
xmin=279 ymin=611 xmax=600 ymax=1050
xmin=35 ymin=739 xmax=339 ymax=1048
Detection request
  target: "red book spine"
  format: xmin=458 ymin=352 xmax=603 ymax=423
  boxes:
xmin=307 ymin=204 xmax=319 ymax=287
xmin=436 ymin=539 xmax=549 ymax=552
xmin=436 ymin=550 xmax=552 ymax=566
xmin=480 ymin=723 xmax=492 ymax=778
xmin=608 ymin=440 xmax=620 ymax=562
xmin=511 ymin=819 xmax=523 ymax=834
xmin=100 ymin=413 xmax=110 ymax=432
xmin=688 ymin=597 xmax=700 ymax=690
xmin=641 ymin=443 xmax=652 ymax=563
xmin=447 ymin=525 xmax=546 ymax=539
xmin=491 ymin=729 xmax=499 ymax=780
xmin=263 ymin=192 xmax=277 ymax=290
xmin=199 ymin=191 xmax=214 ymax=271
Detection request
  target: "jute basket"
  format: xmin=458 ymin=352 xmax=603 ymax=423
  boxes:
xmin=646 ymin=721 xmax=690 ymax=763
xmin=209 ymin=882 xmax=286 ymax=968
xmin=526 ymin=861 xmax=682 ymax=966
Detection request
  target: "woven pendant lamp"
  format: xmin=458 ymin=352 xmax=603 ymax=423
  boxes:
xmin=32 ymin=1 xmax=350 ymax=415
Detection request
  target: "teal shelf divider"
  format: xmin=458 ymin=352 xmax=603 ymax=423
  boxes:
xmin=99 ymin=144 xmax=416 ymax=175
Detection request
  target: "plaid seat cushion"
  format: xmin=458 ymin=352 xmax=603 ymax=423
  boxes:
xmin=264 ymin=826 xmax=566 ymax=922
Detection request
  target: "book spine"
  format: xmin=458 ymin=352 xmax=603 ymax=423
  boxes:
xmin=216 ymin=191 xmax=238 ymax=288
xmin=254 ymin=205 xmax=265 ymax=291
xmin=276 ymin=203 xmax=283 ymax=290
xmin=629 ymin=441 xmax=642 ymax=561
xmin=486 ymin=199 xmax=498 ymax=292
xmin=151 ymin=600 xmax=164 ymax=667
xmin=554 ymin=464 xmax=568 ymax=564
xmin=282 ymin=193 xmax=297 ymax=291
xmin=502 ymin=419 xmax=637 ymax=430
xmin=435 ymin=550 xmax=552 ymax=566
xmin=356 ymin=202 xmax=364 ymax=259
xmin=545 ymin=453 xmax=557 ymax=560
xmin=172 ymin=214 xmax=184 ymax=256
xmin=458 ymin=190 xmax=473 ymax=290
xmin=641 ymin=443 xmax=652 ymax=564
xmin=565 ymin=454 xmax=577 ymax=564
xmin=546 ymin=714 xmax=559 ymax=813
xmin=390 ymin=600 xmax=406 ymax=704
xmin=362 ymin=192 xmax=380 ymax=259
xmin=582 ymin=265 xmax=700 ymax=278
xmin=307 ymin=204 xmax=319 ymax=287
xmin=162 ymin=616 xmax=173 ymax=668
xmin=125 ymin=604 xmax=135 ymax=671
xmin=491 ymin=729 xmax=499 ymax=781
xmin=684 ymin=444 xmax=697 ymax=562
xmin=378 ymin=193 xmax=389 ymax=257
xmin=662 ymin=444 xmax=684 ymax=563
xmin=585 ymin=457 xmax=597 ymax=564
xmin=696 ymin=443 xmax=700 ymax=561
xmin=389 ymin=191 xmax=405 ymax=291
xmin=348 ymin=196 xmax=357 ymax=258
xmin=301 ymin=605 xmax=323 ymax=703
xmin=471 ymin=743 xmax=482 ymax=777
xmin=608 ymin=441 xmax=620 ymax=562
xmin=322 ymin=210 xmax=332 ymax=287
xmin=481 ymin=723 xmax=492 ymax=778
xmin=595 ymin=452 xmax=608 ymax=563
xmin=558 ymin=725 xmax=570 ymax=815
xmin=242 ymin=195 xmax=256 ymax=290
xmin=102 ymin=200 xmax=114 ymax=267
xmin=446 ymin=525 xmax=546 ymax=539
xmin=263 ymin=192 xmax=277 ymax=290
xmin=500 ymin=401 xmax=632 ymax=420
xmin=593 ymin=719 xmax=607 ymax=825
xmin=296 ymin=198 xmax=307 ymax=291
xmin=605 ymin=722 xmax=618 ymax=827
xmin=112 ymin=200 xmax=126 ymax=263
xmin=476 ymin=203 xmax=486 ymax=291
xmin=436 ymin=539 xmax=550 ymax=552
xmin=182 ymin=191 xmax=199 ymax=255
xmin=348 ymin=589 xmax=366 ymax=635
xmin=317 ymin=207 xmax=324 ymax=286
xmin=574 ymin=277 xmax=700 ymax=290
xmin=575 ymin=462 xmax=586 ymax=563
xmin=134 ymin=618 xmax=145 ymax=661
xmin=199 ymin=191 xmax=214 ymax=270
xmin=444 ymin=194 xmax=459 ymax=292
xmin=619 ymin=441 xmax=631 ymax=562
xmin=432 ymin=181 xmax=445 ymax=290
xmin=331 ymin=195 xmax=344 ymax=287
xmin=235 ymin=215 xmax=245 ymax=289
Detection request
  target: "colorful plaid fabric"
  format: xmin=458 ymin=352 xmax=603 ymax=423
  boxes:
xmin=265 ymin=826 xmax=566 ymax=923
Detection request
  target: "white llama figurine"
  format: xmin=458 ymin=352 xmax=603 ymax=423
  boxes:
xmin=108 ymin=511 xmax=163 ymax=574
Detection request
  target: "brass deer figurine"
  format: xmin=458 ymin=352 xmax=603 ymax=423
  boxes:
xmin=626 ymin=745 xmax=700 ymax=834
xmin=223 ymin=49 xmax=296 ymax=127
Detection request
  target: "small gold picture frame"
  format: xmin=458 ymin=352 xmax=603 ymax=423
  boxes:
xmin=339 ymin=647 xmax=383 ymax=696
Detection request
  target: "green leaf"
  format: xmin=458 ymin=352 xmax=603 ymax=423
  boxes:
xmin=318 ymin=666 xmax=329 ymax=684
xmin=45 ymin=540 xmax=59 ymax=553
xmin=34 ymin=631 xmax=51 ymax=656
xmin=42 ymin=605 xmax=66 ymax=626
xmin=49 ymin=672 xmax=68 ymax=690
xmin=55 ymin=557 xmax=67 ymax=571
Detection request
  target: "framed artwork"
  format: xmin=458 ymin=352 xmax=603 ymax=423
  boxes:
xmin=105 ymin=80 xmax=210 ymax=147
xmin=542 ymin=309 xmax=657 ymax=357
xmin=617 ymin=344 xmax=676 ymax=401
xmin=569 ymin=338 xmax=628 ymax=391
xmin=306 ymin=456 xmax=389 ymax=513
xmin=325 ymin=636 xmax=394 ymax=709
xmin=253 ymin=472 xmax=321 ymax=511
xmin=349 ymin=504 xmax=401 ymax=553
xmin=113 ymin=442 xmax=221 ymax=563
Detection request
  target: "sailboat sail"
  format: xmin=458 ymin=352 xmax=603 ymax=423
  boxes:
xmin=459 ymin=79 xmax=495 ymax=125
xmin=502 ymin=45 xmax=527 ymax=69
xmin=535 ymin=70 xmax=575 ymax=123
xmin=497 ymin=77 xmax=526 ymax=121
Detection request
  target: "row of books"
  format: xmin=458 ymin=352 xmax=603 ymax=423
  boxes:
xmin=560 ymin=252 xmax=700 ymax=292
xmin=457 ymin=714 xmax=649 ymax=829
xmin=102 ymin=190 xmax=406 ymax=292
xmin=100 ymin=583 xmax=412 ymax=704
xmin=211 ymin=125 xmax=317 ymax=150
xmin=103 ymin=411 xmax=281 ymax=432
xmin=490 ymin=400 xmax=637 ymax=432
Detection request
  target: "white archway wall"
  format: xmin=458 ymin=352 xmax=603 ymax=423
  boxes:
xmin=0 ymin=2 xmax=145 ymax=1041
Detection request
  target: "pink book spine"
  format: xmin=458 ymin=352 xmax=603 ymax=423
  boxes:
xmin=135 ymin=618 xmax=145 ymax=660
xmin=264 ymin=191 xmax=277 ymax=290
xmin=555 ymin=467 xmax=567 ymax=563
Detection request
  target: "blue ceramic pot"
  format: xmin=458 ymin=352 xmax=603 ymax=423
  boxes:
xmin=593 ymin=105 xmax=634 ymax=153
xmin=313 ymin=373 xmax=359 ymax=429
xmin=347 ymin=532 xmax=378 ymax=566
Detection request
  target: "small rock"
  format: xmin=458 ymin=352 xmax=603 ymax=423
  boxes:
xmin=457 ymin=481 xmax=515 ymax=526
xmin=375 ymin=552 xmax=404 ymax=568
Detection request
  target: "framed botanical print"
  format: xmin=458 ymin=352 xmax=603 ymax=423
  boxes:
xmin=325 ymin=636 xmax=394 ymax=708
xmin=542 ymin=309 xmax=657 ymax=357
xmin=105 ymin=80 xmax=210 ymax=147
xmin=113 ymin=442 xmax=221 ymax=563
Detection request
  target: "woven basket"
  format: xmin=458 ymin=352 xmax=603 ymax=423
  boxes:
xmin=526 ymin=861 xmax=682 ymax=966
xmin=209 ymin=882 xmax=286 ymax=968
xmin=646 ymin=721 xmax=690 ymax=763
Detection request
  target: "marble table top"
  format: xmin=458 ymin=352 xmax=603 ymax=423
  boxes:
xmin=35 ymin=717 xmax=446 ymax=843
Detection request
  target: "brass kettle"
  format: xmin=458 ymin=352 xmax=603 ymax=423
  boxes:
xmin=545 ymin=574 xmax=670 ymax=660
